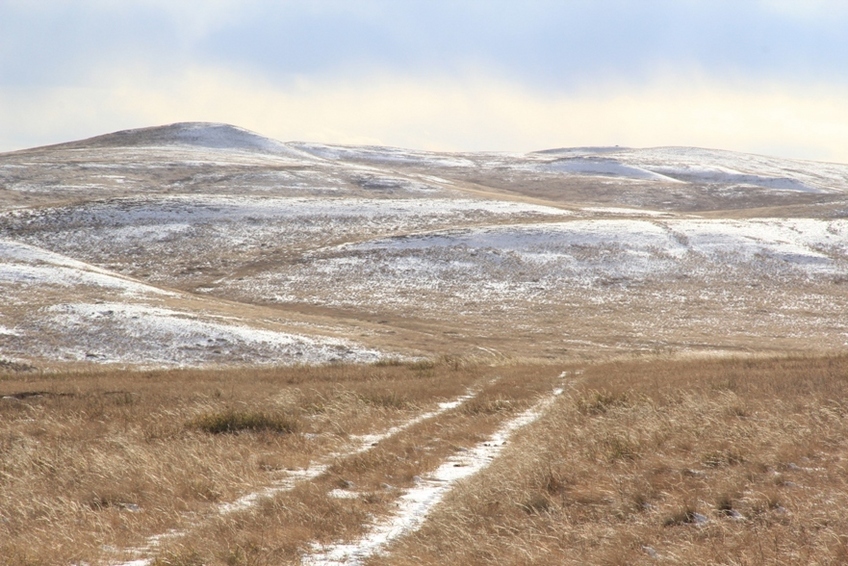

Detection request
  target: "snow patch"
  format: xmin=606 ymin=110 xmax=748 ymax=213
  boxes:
xmin=77 ymin=122 xmax=317 ymax=160
xmin=289 ymin=143 xmax=478 ymax=168
xmin=109 ymin=388 xmax=481 ymax=566
xmin=543 ymin=157 xmax=680 ymax=183
xmin=44 ymin=302 xmax=380 ymax=367
xmin=582 ymin=207 xmax=669 ymax=217
xmin=0 ymin=239 xmax=172 ymax=296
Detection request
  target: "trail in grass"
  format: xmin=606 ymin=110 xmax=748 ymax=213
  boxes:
xmin=110 ymin=387 xmax=483 ymax=566
xmin=217 ymin=388 xmax=480 ymax=515
xmin=302 ymin=386 xmax=565 ymax=566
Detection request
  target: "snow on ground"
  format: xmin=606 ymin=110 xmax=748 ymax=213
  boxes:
xmin=0 ymin=237 xmax=387 ymax=367
xmin=4 ymin=127 xmax=848 ymax=365
xmin=217 ymin=389 xmax=476 ymax=514
xmin=39 ymin=302 xmax=380 ymax=366
xmin=522 ymin=146 xmax=848 ymax=193
xmin=341 ymin=217 xmax=847 ymax=273
xmin=288 ymin=141 xmax=774 ymax=184
xmin=138 ymin=123 xmax=302 ymax=155
xmin=0 ymin=239 xmax=172 ymax=296
xmin=289 ymin=142 xmax=480 ymax=168
xmin=303 ymin=387 xmax=565 ymax=566
xmin=0 ymin=196 xmax=570 ymax=289
xmin=65 ymin=122 xmax=322 ymax=161
xmin=542 ymin=157 xmax=681 ymax=183
xmin=581 ymin=207 xmax=671 ymax=217
xmin=4 ymin=195 xmax=566 ymax=226
xmin=240 ymin=217 xmax=847 ymax=314
xmin=607 ymin=147 xmax=848 ymax=193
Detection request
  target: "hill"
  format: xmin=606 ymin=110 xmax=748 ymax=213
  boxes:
xmin=1 ymin=122 xmax=848 ymax=369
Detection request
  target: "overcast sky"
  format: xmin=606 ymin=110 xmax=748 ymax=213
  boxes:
xmin=2 ymin=0 xmax=848 ymax=161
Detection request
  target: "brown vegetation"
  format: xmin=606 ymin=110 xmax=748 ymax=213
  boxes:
xmin=150 ymin=363 xmax=561 ymax=565
xmin=0 ymin=361 xmax=486 ymax=565
xmin=4 ymin=355 xmax=848 ymax=565
xmin=375 ymin=355 xmax=848 ymax=565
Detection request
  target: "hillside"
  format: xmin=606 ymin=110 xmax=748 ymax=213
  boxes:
xmin=2 ymin=122 xmax=848 ymax=368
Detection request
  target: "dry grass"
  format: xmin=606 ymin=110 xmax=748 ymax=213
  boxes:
xmin=374 ymin=355 xmax=848 ymax=565
xmin=6 ymin=355 xmax=848 ymax=565
xmin=147 ymin=364 xmax=562 ymax=565
xmin=0 ymin=360 xmax=483 ymax=565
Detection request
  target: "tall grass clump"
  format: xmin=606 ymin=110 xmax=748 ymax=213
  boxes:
xmin=188 ymin=408 xmax=300 ymax=434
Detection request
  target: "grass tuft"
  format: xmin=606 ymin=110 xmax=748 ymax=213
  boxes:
xmin=576 ymin=389 xmax=630 ymax=415
xmin=188 ymin=409 xmax=300 ymax=435
xmin=701 ymin=448 xmax=744 ymax=468
xmin=150 ymin=549 xmax=207 ymax=566
xmin=372 ymin=357 xmax=404 ymax=367
xmin=407 ymin=360 xmax=436 ymax=371
xmin=663 ymin=505 xmax=706 ymax=527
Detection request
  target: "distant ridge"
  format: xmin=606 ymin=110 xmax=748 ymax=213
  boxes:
xmin=530 ymin=146 xmax=628 ymax=156
xmin=31 ymin=122 xmax=293 ymax=154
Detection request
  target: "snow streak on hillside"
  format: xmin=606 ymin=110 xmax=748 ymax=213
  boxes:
xmin=0 ymin=237 xmax=381 ymax=367
xmin=43 ymin=302 xmax=380 ymax=366
xmin=231 ymin=216 xmax=846 ymax=318
xmin=0 ymin=239 xmax=172 ymax=296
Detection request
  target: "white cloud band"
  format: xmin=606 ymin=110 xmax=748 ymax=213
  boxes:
xmin=2 ymin=66 xmax=847 ymax=163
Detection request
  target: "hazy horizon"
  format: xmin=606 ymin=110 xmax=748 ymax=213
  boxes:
xmin=2 ymin=1 xmax=848 ymax=162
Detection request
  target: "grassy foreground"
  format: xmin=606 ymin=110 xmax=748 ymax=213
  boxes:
xmin=377 ymin=355 xmax=848 ymax=565
xmin=2 ymin=354 xmax=848 ymax=565
xmin=0 ymin=361 xmax=490 ymax=565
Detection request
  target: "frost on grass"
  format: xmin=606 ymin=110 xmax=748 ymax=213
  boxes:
xmin=36 ymin=302 xmax=381 ymax=366
xmin=242 ymin=218 xmax=848 ymax=314
xmin=0 ymin=238 xmax=172 ymax=296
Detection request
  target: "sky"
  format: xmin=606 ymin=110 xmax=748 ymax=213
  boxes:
xmin=2 ymin=0 xmax=848 ymax=161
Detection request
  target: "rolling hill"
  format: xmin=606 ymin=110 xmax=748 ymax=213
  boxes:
xmin=2 ymin=122 xmax=848 ymax=368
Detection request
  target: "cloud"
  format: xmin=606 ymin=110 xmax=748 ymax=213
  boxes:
xmin=4 ymin=1 xmax=848 ymax=91
xmin=2 ymin=65 xmax=848 ymax=163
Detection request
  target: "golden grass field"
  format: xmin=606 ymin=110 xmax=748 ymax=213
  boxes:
xmin=3 ymin=354 xmax=848 ymax=565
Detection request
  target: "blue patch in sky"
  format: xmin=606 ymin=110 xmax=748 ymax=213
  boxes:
xmin=2 ymin=1 xmax=847 ymax=89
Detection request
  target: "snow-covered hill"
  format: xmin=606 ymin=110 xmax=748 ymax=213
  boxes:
xmin=2 ymin=123 xmax=848 ymax=368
